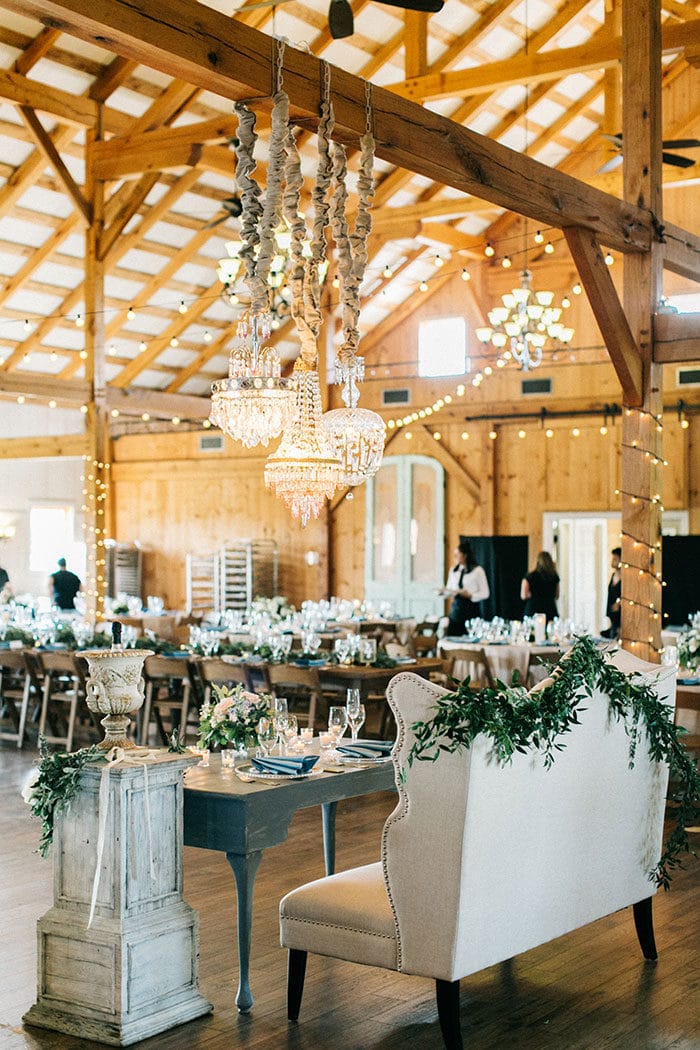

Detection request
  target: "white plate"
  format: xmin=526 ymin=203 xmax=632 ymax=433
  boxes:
xmin=329 ymin=749 xmax=393 ymax=765
xmin=235 ymin=762 xmax=322 ymax=782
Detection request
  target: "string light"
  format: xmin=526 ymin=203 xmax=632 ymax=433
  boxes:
xmin=573 ymin=283 xmax=582 ymax=295
xmin=178 ymin=300 xmax=188 ymax=314
xmin=419 ymin=281 xmax=428 ymax=292
xmin=434 ymin=255 xmax=443 ymax=268
xmin=501 ymin=256 xmax=512 ymax=268
xmin=534 ymin=230 xmax=544 ymax=245
xmin=484 ymin=243 xmax=495 ymax=257
xmin=544 ymin=241 xmax=554 ymax=254
xmin=383 ymin=265 xmax=393 ymax=279
xmin=127 ymin=306 xmax=135 ymax=321
xmin=461 ymin=269 xmax=470 ymax=281
xmin=604 ymin=251 xmax=614 ymax=266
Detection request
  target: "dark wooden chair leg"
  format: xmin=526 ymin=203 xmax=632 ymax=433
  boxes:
xmin=633 ymin=897 xmax=658 ymax=960
xmin=436 ymin=978 xmax=463 ymax=1050
xmin=287 ymin=949 xmax=308 ymax=1021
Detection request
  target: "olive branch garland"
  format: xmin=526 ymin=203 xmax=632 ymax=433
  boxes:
xmin=408 ymin=636 xmax=699 ymax=890
xmin=24 ymin=736 xmax=103 ymax=858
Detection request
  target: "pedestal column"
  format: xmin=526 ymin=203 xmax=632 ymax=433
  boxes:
xmin=24 ymin=753 xmax=211 ymax=1046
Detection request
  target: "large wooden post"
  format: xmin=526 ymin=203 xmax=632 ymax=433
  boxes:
xmin=83 ymin=123 xmax=111 ymax=624
xmin=620 ymin=0 xmax=664 ymax=661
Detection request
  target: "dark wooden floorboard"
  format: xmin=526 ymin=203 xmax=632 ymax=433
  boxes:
xmin=1 ymin=745 xmax=698 ymax=1049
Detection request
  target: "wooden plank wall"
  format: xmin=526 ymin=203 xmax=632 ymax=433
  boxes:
xmin=111 ymin=432 xmax=329 ymax=609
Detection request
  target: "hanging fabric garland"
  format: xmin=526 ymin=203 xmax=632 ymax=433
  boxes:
xmin=264 ymin=61 xmax=343 ymax=526
xmin=209 ymin=43 xmax=295 ymax=448
xmin=322 ymin=83 xmax=386 ymax=487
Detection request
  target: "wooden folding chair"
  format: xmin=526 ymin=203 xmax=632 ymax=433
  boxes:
xmin=442 ymin=647 xmax=496 ymax=690
xmin=0 ymin=649 xmax=34 ymax=748
xmin=196 ymin=657 xmax=250 ymax=706
xmin=37 ymin=650 xmax=85 ymax=752
xmin=267 ymin=664 xmax=322 ymax=730
xmin=140 ymin=654 xmax=193 ymax=746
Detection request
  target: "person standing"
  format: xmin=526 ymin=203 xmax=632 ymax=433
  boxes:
xmin=602 ymin=547 xmax=622 ymax=639
xmin=438 ymin=537 xmax=490 ymax=636
xmin=49 ymin=557 xmax=81 ymax=611
xmin=0 ymin=565 xmax=10 ymax=602
xmin=520 ymin=551 xmax=560 ymax=622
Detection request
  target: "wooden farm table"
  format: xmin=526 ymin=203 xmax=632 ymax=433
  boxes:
xmin=183 ymin=755 xmax=395 ymax=1013
xmin=317 ymin=656 xmax=443 ymax=701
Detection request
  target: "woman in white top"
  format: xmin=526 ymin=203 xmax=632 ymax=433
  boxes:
xmin=439 ymin=537 xmax=490 ymax=636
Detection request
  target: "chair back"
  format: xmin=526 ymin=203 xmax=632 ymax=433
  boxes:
xmin=0 ymin=649 xmax=30 ymax=673
xmin=197 ymin=657 xmax=248 ymax=686
xmin=36 ymin=650 xmax=79 ymax=674
xmin=442 ymin=646 xmax=495 ymax=688
xmin=143 ymin=654 xmax=191 ymax=680
xmin=267 ymin=664 xmax=321 ymax=728
xmin=382 ymin=649 xmax=676 ymax=984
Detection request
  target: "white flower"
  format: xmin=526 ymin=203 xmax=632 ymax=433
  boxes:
xmin=21 ymin=768 xmax=40 ymax=805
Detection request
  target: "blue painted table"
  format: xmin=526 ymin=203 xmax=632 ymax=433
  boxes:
xmin=183 ymin=755 xmax=396 ymax=1012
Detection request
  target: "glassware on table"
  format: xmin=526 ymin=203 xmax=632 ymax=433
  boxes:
xmin=360 ymin=638 xmax=377 ymax=665
xmin=661 ymin=645 xmax=678 ymax=667
xmin=146 ymin=595 xmax=164 ymax=615
xmin=189 ymin=746 xmax=209 ymax=767
xmin=328 ymin=706 xmax=348 ymax=743
xmin=334 ymin=637 xmax=350 ymax=663
xmin=257 ymin=716 xmax=277 ymax=756
xmin=283 ymin=713 xmax=299 ymax=748
xmin=280 ymin=633 xmax=293 ymax=657
xmin=221 ymin=749 xmax=237 ymax=769
xmin=272 ymin=697 xmax=290 ymax=753
xmin=318 ymin=731 xmax=334 ymax=752
xmin=347 ymin=703 xmax=366 ymax=742
xmin=300 ymin=726 xmax=313 ymax=744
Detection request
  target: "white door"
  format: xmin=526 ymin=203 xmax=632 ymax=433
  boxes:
xmin=543 ymin=512 xmax=619 ymax=634
xmin=365 ymin=455 xmax=445 ymax=618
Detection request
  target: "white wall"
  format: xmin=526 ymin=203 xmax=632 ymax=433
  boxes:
xmin=0 ymin=403 xmax=86 ymax=596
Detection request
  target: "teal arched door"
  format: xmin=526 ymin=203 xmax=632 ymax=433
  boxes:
xmin=364 ymin=455 xmax=445 ymax=618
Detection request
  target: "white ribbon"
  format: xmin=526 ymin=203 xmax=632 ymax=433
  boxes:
xmin=87 ymin=747 xmax=159 ymax=930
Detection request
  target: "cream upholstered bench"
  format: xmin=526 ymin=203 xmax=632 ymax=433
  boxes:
xmin=279 ymin=649 xmax=676 ymax=1049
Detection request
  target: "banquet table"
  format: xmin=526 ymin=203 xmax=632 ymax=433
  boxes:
xmin=183 ymin=755 xmax=395 ymax=1013
xmin=317 ymin=656 xmax=444 ymax=701
xmin=439 ymin=639 xmax=564 ymax=684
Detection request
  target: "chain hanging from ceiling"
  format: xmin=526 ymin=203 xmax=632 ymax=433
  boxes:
xmin=209 ymin=44 xmax=295 ymax=448
xmin=321 ymin=81 xmax=385 ymax=487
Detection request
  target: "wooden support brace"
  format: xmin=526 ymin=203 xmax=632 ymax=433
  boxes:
xmin=19 ymin=105 xmax=92 ymax=225
xmin=564 ymin=225 xmax=643 ymax=405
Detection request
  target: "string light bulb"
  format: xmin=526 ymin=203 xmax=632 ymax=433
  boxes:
xmin=534 ymin=230 xmax=544 ymax=245
xmin=461 ymin=268 xmax=470 ymax=282
xmin=484 ymin=243 xmax=495 ymax=257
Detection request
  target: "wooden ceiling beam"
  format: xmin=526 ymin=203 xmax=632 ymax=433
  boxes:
xmin=3 ymin=0 xmax=657 ymax=255
xmin=661 ymin=219 xmax=700 ymax=283
xmin=662 ymin=0 xmax=700 ymax=18
xmin=105 ymin=385 xmax=210 ymax=420
xmin=91 ymin=115 xmax=239 ymax=181
xmin=0 ymin=372 xmax=90 ymax=401
xmin=653 ymin=312 xmax=700 ymax=362
xmin=0 ymin=433 xmax=89 ymax=459
xmin=563 ymin=225 xmax=642 ymax=404
xmin=404 ymin=11 xmax=428 ymax=78
xmin=14 ymin=26 xmax=60 ymax=74
xmin=371 ymin=197 xmax=498 ymax=229
xmin=19 ymin=105 xmax=92 ymax=224
xmin=165 ymin=327 xmax=231 ymax=393
xmin=389 ymin=22 xmax=699 ymax=103
xmin=110 ymin=281 xmax=220 ymax=388
xmin=0 ymin=66 xmax=100 ymax=126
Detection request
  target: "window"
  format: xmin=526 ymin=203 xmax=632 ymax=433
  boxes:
xmin=418 ymin=317 xmax=467 ymax=377
xmin=29 ymin=505 xmax=76 ymax=573
xmin=668 ymin=293 xmax=700 ymax=313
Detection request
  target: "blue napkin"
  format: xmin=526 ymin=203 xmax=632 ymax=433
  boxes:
xmin=294 ymin=656 xmax=327 ymax=666
xmin=250 ymin=755 xmax=319 ymax=775
xmin=677 ymin=677 xmax=700 ymax=686
xmin=335 ymin=741 xmax=394 ymax=759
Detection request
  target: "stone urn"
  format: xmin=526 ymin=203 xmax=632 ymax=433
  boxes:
xmin=80 ymin=647 xmax=154 ymax=749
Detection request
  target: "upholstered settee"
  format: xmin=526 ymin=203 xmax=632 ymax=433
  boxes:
xmin=279 ymin=648 xmax=677 ymax=1049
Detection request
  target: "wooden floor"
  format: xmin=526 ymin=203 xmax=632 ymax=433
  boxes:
xmin=1 ymin=744 xmax=698 ymax=1050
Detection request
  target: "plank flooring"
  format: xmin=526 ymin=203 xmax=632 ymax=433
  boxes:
xmin=1 ymin=744 xmax=698 ymax=1050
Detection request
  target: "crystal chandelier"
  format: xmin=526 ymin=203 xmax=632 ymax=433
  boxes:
xmin=264 ymin=368 xmax=342 ymax=526
xmin=475 ymin=269 xmax=574 ymax=371
xmin=209 ymin=312 xmax=295 ymax=447
xmin=322 ymin=358 xmax=385 ymax=486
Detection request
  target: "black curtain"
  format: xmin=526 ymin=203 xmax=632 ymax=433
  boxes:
xmin=662 ymin=536 xmax=700 ymax=626
xmin=463 ymin=536 xmax=529 ymax=620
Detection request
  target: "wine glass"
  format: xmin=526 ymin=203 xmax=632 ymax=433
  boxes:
xmin=256 ymin=716 xmax=276 ymax=756
xmin=283 ymin=713 xmax=299 ymax=749
xmin=273 ymin=697 xmax=289 ymax=753
xmin=328 ymin=706 xmax=348 ymax=744
xmin=347 ymin=703 xmax=366 ymax=742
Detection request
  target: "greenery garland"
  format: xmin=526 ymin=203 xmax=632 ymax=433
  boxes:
xmin=23 ymin=737 xmax=102 ymax=858
xmin=409 ymin=636 xmax=698 ymax=890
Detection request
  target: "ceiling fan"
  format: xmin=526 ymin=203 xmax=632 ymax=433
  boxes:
xmin=598 ymin=133 xmax=700 ymax=174
xmin=235 ymin=0 xmax=444 ymax=40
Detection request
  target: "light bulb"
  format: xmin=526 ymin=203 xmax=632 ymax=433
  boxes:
xmin=484 ymin=243 xmax=495 ymax=257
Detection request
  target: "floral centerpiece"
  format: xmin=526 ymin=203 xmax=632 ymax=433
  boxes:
xmin=198 ymin=683 xmax=272 ymax=750
xmin=250 ymin=595 xmax=295 ymax=622
xmin=677 ymin=613 xmax=700 ymax=671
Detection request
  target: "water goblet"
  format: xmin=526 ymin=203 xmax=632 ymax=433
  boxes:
xmin=283 ymin=713 xmax=299 ymax=749
xmin=256 ymin=716 xmax=276 ymax=756
xmin=346 ymin=687 xmax=361 ymax=719
xmin=347 ymin=703 xmax=366 ymax=742
xmin=328 ymin=706 xmax=348 ymax=743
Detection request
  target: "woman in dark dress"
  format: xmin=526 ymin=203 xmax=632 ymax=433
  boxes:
xmin=520 ymin=551 xmax=560 ymax=622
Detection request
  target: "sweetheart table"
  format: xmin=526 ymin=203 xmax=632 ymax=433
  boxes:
xmin=183 ymin=754 xmax=395 ymax=1012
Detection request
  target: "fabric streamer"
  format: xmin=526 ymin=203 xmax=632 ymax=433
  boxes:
xmin=87 ymin=747 xmax=158 ymax=929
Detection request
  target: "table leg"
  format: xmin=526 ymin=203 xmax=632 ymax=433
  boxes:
xmin=322 ymin=801 xmax=337 ymax=876
xmin=225 ymin=849 xmax=263 ymax=1013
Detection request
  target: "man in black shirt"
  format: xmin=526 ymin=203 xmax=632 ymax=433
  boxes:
xmin=49 ymin=558 xmax=81 ymax=610
xmin=602 ymin=547 xmax=622 ymax=639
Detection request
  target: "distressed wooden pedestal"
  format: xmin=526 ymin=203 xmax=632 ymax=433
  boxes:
xmin=24 ymin=753 xmax=212 ymax=1046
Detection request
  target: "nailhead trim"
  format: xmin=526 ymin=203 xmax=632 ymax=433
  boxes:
xmin=281 ymin=915 xmax=395 ymax=939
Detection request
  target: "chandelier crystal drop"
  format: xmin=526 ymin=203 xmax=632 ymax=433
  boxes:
xmin=209 ymin=313 xmax=295 ymax=447
xmin=264 ymin=370 xmax=342 ymax=527
xmin=476 ymin=269 xmax=574 ymax=371
xmin=322 ymin=359 xmax=385 ymax=486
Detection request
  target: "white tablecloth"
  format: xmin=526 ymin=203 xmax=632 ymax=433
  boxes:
xmin=439 ymin=640 xmax=564 ymax=684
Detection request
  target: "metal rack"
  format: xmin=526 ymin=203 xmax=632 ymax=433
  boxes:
xmin=185 ymin=540 xmax=278 ymax=615
xmin=106 ymin=543 xmax=142 ymax=600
